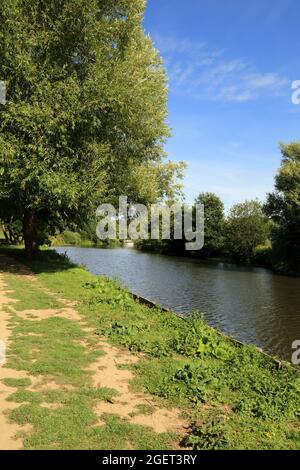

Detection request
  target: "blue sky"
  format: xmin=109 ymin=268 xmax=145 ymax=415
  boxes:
xmin=143 ymin=0 xmax=300 ymax=209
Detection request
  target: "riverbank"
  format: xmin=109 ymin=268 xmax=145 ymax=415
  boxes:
xmin=48 ymin=230 xmax=296 ymax=277
xmin=55 ymin=245 xmax=300 ymax=361
xmin=0 ymin=246 xmax=300 ymax=450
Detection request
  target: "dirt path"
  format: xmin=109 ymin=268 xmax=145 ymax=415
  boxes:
xmin=0 ymin=269 xmax=30 ymax=449
xmin=91 ymin=341 xmax=187 ymax=434
xmin=0 ymin=255 xmax=187 ymax=449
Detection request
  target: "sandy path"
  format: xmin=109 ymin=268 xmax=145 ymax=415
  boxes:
xmin=91 ymin=341 xmax=187 ymax=434
xmin=0 ymin=268 xmax=30 ymax=449
xmin=0 ymin=254 xmax=187 ymax=449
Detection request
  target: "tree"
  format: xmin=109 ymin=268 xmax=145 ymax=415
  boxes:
xmin=264 ymin=142 xmax=300 ymax=272
xmin=195 ymin=192 xmax=225 ymax=258
xmin=126 ymin=160 xmax=187 ymax=206
xmin=1 ymin=218 xmax=23 ymax=244
xmin=226 ymin=200 xmax=269 ymax=264
xmin=0 ymin=0 xmax=173 ymax=258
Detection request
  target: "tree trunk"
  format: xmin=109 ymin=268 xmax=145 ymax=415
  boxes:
xmin=2 ymin=225 xmax=9 ymax=244
xmin=23 ymin=211 xmax=38 ymax=260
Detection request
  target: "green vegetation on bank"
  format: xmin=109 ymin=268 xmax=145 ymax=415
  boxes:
xmin=47 ymin=143 xmax=300 ymax=274
xmin=1 ymin=247 xmax=300 ymax=450
xmin=137 ymin=196 xmax=272 ymax=268
xmin=138 ymin=142 xmax=300 ymax=275
xmin=51 ymin=230 xmax=121 ymax=249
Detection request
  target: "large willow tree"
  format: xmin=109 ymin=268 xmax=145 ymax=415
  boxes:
xmin=0 ymin=0 xmax=173 ymax=258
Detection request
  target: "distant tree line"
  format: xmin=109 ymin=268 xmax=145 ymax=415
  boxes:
xmin=139 ymin=142 xmax=300 ymax=274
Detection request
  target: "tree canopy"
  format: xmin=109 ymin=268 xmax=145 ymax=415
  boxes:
xmin=0 ymin=0 xmax=180 ymax=258
xmin=226 ymin=200 xmax=269 ymax=264
xmin=195 ymin=192 xmax=225 ymax=258
xmin=264 ymin=142 xmax=300 ymax=272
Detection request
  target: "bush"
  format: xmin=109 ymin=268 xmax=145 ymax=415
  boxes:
xmin=254 ymin=245 xmax=273 ymax=267
xmin=61 ymin=231 xmax=82 ymax=246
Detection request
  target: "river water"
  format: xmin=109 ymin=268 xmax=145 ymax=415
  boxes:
xmin=55 ymin=246 xmax=300 ymax=361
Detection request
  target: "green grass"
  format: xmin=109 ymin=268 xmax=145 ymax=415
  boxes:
xmin=2 ymin=378 xmax=32 ymax=388
xmin=130 ymin=404 xmax=156 ymax=417
xmin=10 ymin=402 xmax=174 ymax=450
xmin=3 ymin=272 xmax=64 ymax=311
xmin=1 ymin=246 xmax=300 ymax=450
xmin=6 ymin=314 xmax=100 ymax=384
xmin=0 ymin=247 xmax=179 ymax=450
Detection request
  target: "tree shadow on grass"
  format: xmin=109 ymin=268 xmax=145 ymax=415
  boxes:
xmin=0 ymin=246 xmax=75 ymax=276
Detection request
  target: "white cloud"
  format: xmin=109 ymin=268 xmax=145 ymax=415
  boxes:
xmin=152 ymin=34 xmax=289 ymax=103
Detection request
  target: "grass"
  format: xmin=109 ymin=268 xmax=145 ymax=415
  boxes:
xmin=6 ymin=314 xmax=99 ymax=383
xmin=10 ymin=402 xmax=173 ymax=450
xmin=1 ymin=249 xmax=177 ymax=450
xmin=3 ymin=272 xmax=63 ymax=311
xmin=1 ymin=246 xmax=300 ymax=450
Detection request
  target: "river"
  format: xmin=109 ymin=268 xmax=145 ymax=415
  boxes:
xmin=55 ymin=246 xmax=300 ymax=361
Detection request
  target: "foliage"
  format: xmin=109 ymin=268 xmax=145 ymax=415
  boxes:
xmin=182 ymin=414 xmax=228 ymax=450
xmin=0 ymin=217 xmax=23 ymax=244
xmin=0 ymin=0 xmax=182 ymax=258
xmin=264 ymin=142 xmax=300 ymax=273
xmin=194 ymin=192 xmax=225 ymax=258
xmin=253 ymin=244 xmax=273 ymax=267
xmin=60 ymin=230 xmax=82 ymax=246
xmin=225 ymin=200 xmax=269 ymax=264
xmin=127 ymin=161 xmax=187 ymax=205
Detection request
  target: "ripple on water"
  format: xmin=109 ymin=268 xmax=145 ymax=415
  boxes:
xmin=55 ymin=247 xmax=300 ymax=361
